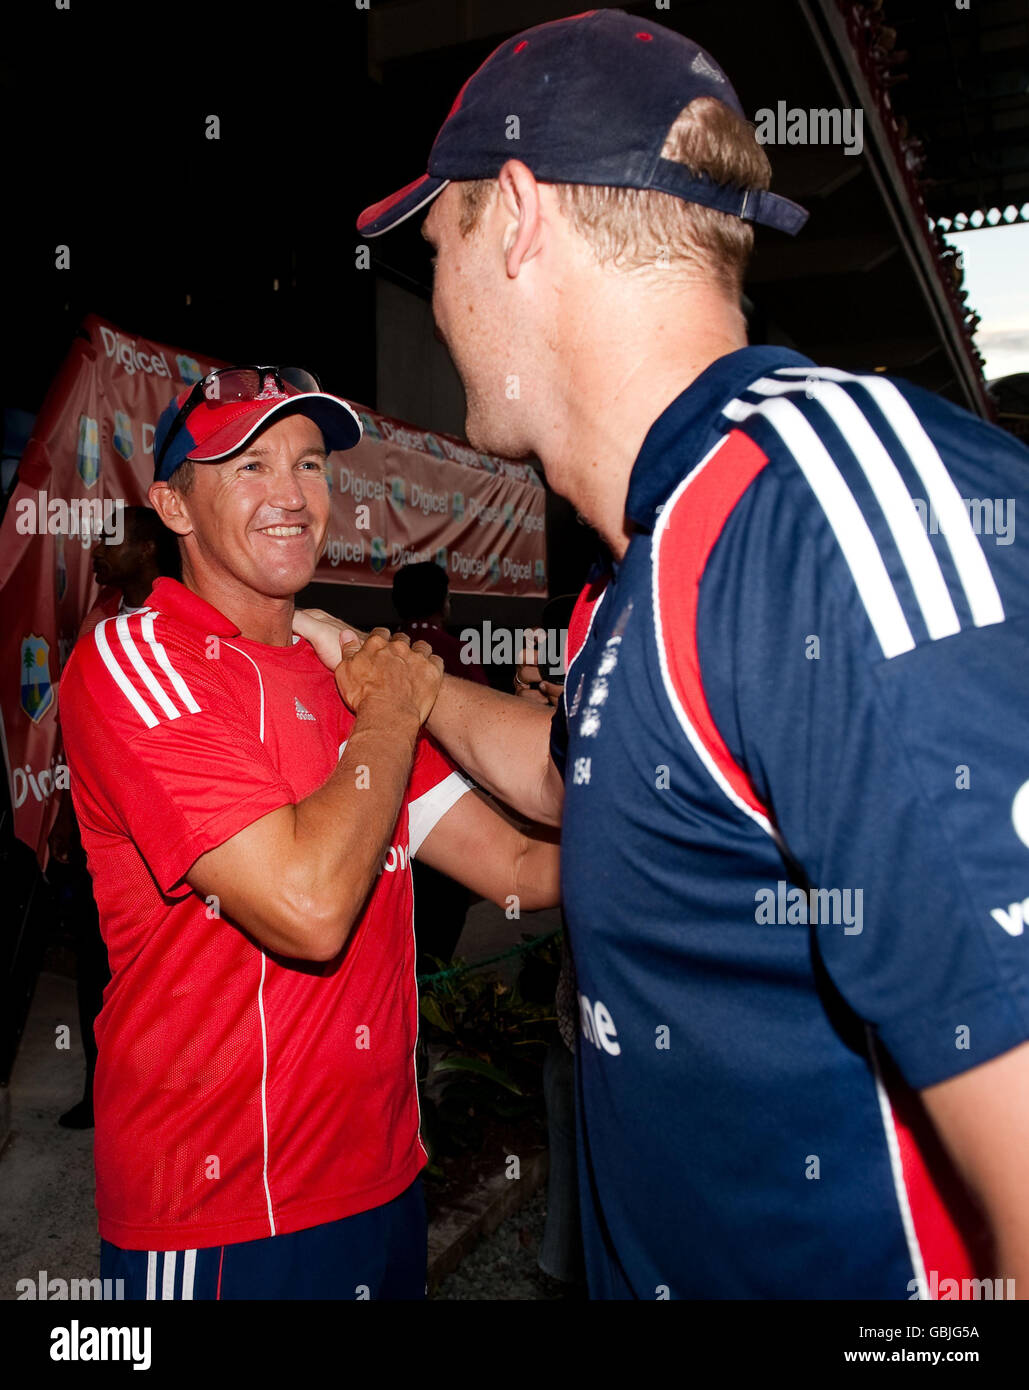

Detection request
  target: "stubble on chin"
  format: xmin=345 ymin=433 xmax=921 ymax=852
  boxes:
xmin=464 ymin=398 xmax=531 ymax=462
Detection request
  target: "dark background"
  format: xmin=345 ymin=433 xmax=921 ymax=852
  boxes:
xmin=4 ymin=2 xmax=381 ymax=413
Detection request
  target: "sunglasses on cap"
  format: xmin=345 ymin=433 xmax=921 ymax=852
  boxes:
xmin=154 ymin=366 xmax=323 ymax=476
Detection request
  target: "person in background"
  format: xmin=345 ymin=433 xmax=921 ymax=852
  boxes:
xmin=79 ymin=505 xmax=181 ymax=636
xmin=49 ymin=506 xmax=179 ymax=1127
xmin=512 ymin=593 xmax=576 ymax=708
xmin=392 ymin=561 xmax=485 ymax=977
xmin=392 ymin=560 xmax=487 ymax=685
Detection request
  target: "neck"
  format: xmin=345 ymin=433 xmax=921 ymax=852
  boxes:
xmin=121 ymin=570 xmax=158 ymax=609
xmin=530 ymin=275 xmax=747 ymax=559
xmin=179 ymin=559 xmax=296 ymax=645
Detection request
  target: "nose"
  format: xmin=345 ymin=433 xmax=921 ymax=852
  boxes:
xmin=265 ymin=460 xmax=308 ymax=511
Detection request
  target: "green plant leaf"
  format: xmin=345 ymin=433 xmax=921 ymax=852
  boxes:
xmin=433 ymin=1056 xmax=524 ymax=1094
xmin=419 ymin=995 xmax=454 ymax=1031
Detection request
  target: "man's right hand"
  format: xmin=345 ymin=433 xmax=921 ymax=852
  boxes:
xmin=189 ymin=626 xmax=444 ymax=964
xmin=335 ymin=628 xmax=444 ymax=726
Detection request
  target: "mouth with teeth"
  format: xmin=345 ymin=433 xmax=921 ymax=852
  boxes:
xmin=257 ymin=523 xmax=309 ymax=539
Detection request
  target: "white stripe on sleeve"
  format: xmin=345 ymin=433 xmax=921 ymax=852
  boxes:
xmin=115 ymin=615 xmax=182 ymax=721
xmin=723 ymin=393 xmax=916 ymax=658
xmin=93 ymin=618 xmax=159 ymax=728
xmin=140 ymin=612 xmax=202 ymax=713
xmin=747 ymin=377 xmax=961 ymax=641
xmin=409 ymin=770 xmax=475 ymax=858
xmin=774 ymin=367 xmax=1005 ymax=627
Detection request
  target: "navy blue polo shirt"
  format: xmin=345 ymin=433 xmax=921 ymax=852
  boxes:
xmin=552 ymin=345 xmax=1029 ymax=1299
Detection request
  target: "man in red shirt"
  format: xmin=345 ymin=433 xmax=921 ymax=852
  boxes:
xmin=59 ymin=367 xmax=559 ymax=1300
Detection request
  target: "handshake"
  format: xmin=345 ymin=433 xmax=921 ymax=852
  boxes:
xmin=293 ymin=609 xmax=566 ymax=714
xmin=293 ymin=610 xmax=444 ymax=726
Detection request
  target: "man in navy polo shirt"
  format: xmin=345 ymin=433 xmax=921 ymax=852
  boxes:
xmin=299 ymin=10 xmax=1029 ymax=1298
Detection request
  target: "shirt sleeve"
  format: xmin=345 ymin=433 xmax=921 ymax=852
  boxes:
xmin=59 ymin=618 xmax=296 ymax=895
xmin=407 ymin=732 xmax=474 ymax=858
xmin=697 ymin=423 xmax=1029 ymax=1091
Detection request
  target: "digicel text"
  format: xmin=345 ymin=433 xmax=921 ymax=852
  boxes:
xmin=98 ymin=326 xmax=171 ymax=379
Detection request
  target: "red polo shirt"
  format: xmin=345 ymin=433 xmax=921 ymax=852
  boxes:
xmin=59 ymin=578 xmax=471 ymax=1251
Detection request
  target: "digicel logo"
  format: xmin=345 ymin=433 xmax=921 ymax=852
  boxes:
xmin=98 ymin=326 xmax=172 ymax=380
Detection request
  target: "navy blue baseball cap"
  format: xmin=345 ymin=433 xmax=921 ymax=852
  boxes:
xmin=358 ymin=8 xmax=808 ymax=238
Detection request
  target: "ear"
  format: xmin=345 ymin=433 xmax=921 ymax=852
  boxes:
xmin=148 ymin=481 xmax=194 ymax=537
xmin=496 ymin=159 xmax=545 ymax=279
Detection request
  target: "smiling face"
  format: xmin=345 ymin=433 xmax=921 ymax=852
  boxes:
xmin=161 ymin=410 xmax=332 ymax=601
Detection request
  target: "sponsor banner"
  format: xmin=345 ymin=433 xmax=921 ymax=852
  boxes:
xmin=0 ymin=314 xmax=546 ymax=861
xmin=0 ymin=316 xmax=225 ymax=863
xmin=320 ymin=413 xmax=546 ymax=595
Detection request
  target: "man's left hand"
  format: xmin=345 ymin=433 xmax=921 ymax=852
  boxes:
xmin=293 ymin=608 xmax=368 ymax=670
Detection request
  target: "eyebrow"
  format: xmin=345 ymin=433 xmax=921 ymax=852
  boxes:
xmin=234 ymin=443 xmax=329 ymax=460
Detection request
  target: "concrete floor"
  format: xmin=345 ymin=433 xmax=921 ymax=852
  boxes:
xmin=0 ymin=901 xmax=559 ymax=1300
xmin=0 ymin=971 xmax=99 ymax=1300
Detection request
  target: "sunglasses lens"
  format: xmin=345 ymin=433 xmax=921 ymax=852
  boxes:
xmin=200 ymin=367 xmax=321 ymax=404
xmin=201 ymin=369 xmax=264 ymax=403
xmin=279 ymin=368 xmax=322 ymax=394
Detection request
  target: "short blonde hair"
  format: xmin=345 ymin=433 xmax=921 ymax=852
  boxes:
xmin=167 ymin=458 xmax=196 ymax=494
xmin=459 ymin=96 xmax=771 ymax=295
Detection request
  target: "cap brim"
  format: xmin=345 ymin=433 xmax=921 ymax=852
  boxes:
xmin=357 ymin=174 xmax=450 ymax=238
xmin=188 ymin=394 xmax=363 ymax=461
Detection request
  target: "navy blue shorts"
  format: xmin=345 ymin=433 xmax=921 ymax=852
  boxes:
xmin=100 ymin=1178 xmax=427 ymax=1300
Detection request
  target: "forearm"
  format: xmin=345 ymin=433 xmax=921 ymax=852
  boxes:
xmin=513 ymin=825 xmax=562 ymax=911
xmin=427 ymin=673 xmax=562 ymax=824
xmin=417 ymin=788 xmax=561 ymax=910
xmin=287 ymin=700 xmax=420 ymax=947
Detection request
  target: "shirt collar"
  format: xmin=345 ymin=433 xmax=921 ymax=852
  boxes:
xmin=624 ymin=345 xmax=814 ymax=529
xmin=145 ymin=577 xmax=241 ymax=636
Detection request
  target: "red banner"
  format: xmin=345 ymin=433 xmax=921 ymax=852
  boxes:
xmin=0 ymin=319 xmax=226 ymax=863
xmin=0 ymin=313 xmax=546 ymax=862
xmin=317 ymin=407 xmax=546 ymax=594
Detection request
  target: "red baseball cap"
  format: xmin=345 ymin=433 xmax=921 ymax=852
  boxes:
xmin=154 ymin=371 xmax=363 ymax=482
